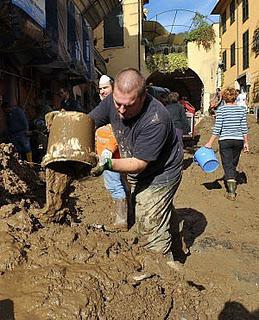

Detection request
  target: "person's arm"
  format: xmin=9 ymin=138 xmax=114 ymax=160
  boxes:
xmin=111 ymin=157 xmax=148 ymax=173
xmin=88 ymin=98 xmax=110 ymax=128
xmin=243 ymin=134 xmax=249 ymax=153
xmin=91 ymin=156 xmax=149 ymax=177
xmin=241 ymin=110 xmax=249 ymax=152
xmin=205 ymin=134 xmax=218 ymax=148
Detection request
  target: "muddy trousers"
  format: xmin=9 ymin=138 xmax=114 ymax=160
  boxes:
xmin=219 ymin=139 xmax=243 ymax=180
xmin=131 ymin=178 xmax=181 ymax=254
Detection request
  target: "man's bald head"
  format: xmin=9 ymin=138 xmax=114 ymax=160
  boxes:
xmin=114 ymin=68 xmax=146 ymax=97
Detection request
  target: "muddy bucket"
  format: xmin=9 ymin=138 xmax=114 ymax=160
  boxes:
xmin=42 ymin=111 xmax=96 ymax=168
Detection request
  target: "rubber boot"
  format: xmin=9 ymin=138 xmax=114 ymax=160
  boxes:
xmin=226 ymin=179 xmax=237 ymax=201
xmin=106 ymin=199 xmax=128 ymax=232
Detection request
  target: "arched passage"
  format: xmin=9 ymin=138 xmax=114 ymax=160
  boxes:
xmin=146 ymin=69 xmax=204 ymax=111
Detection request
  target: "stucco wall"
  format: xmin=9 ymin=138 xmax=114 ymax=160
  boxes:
xmin=187 ymin=23 xmax=221 ymax=113
xmin=218 ymin=0 xmax=259 ymax=107
xmin=94 ymin=0 xmax=146 ymax=78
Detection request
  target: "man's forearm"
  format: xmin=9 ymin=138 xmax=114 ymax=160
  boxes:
xmin=111 ymin=158 xmax=148 ymax=174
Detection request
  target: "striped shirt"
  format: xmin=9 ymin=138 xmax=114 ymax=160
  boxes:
xmin=212 ymin=104 xmax=248 ymax=140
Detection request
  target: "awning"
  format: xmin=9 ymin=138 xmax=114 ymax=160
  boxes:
xmin=143 ymin=20 xmax=168 ymax=42
xmin=73 ymin=0 xmax=122 ymax=29
xmin=211 ymin=0 xmax=226 ymax=14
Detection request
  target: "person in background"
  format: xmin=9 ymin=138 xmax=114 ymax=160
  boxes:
xmin=57 ymin=87 xmax=84 ymax=112
xmin=179 ymin=96 xmax=196 ymax=115
xmin=205 ymin=88 xmax=249 ymax=201
xmin=236 ymin=89 xmax=248 ymax=112
xmin=89 ymin=68 xmax=183 ymax=269
xmin=209 ymin=88 xmax=223 ymax=116
xmin=1 ymin=100 xmax=32 ymax=162
xmin=95 ymin=75 xmax=129 ymax=231
xmin=29 ymin=97 xmax=53 ymax=163
xmin=166 ymin=92 xmax=191 ymax=147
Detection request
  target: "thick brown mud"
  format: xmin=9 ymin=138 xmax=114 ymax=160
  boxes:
xmin=35 ymin=167 xmax=72 ymax=224
xmin=0 ymin=116 xmax=259 ymax=319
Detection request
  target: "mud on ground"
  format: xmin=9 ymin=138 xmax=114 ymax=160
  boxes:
xmin=0 ymin=116 xmax=258 ymax=319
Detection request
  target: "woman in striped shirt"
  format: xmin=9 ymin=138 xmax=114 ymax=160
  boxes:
xmin=205 ymin=88 xmax=249 ymax=200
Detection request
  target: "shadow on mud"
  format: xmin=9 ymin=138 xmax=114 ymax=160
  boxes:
xmin=236 ymin=171 xmax=248 ymax=185
xmin=203 ymin=177 xmax=224 ymax=190
xmin=171 ymin=207 xmax=207 ymax=263
xmin=203 ymin=171 xmax=248 ymax=191
xmin=0 ymin=299 xmax=15 ymax=320
xmin=182 ymin=157 xmax=194 ymax=171
xmin=218 ymin=301 xmax=259 ymax=320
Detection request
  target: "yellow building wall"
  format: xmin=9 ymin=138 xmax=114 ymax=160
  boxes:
xmin=94 ymin=0 xmax=147 ymax=79
xmin=218 ymin=0 xmax=259 ymax=107
xmin=187 ymin=24 xmax=221 ymax=113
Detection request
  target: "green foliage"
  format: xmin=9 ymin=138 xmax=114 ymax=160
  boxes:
xmin=187 ymin=13 xmax=216 ymax=50
xmin=173 ymin=32 xmax=188 ymax=46
xmin=146 ymin=53 xmax=188 ymax=73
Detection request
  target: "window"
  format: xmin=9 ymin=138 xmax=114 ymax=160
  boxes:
xmin=46 ymin=0 xmax=58 ymax=42
xmin=104 ymin=5 xmax=124 ymax=48
xmin=231 ymin=42 xmax=236 ymax=66
xmin=243 ymin=0 xmax=249 ymax=22
xmin=82 ymin=19 xmax=92 ymax=78
xmin=67 ymin=0 xmax=76 ymax=60
xmin=222 ymin=50 xmax=227 ymax=71
xmin=221 ymin=11 xmax=226 ymax=34
xmin=230 ymin=0 xmax=235 ymax=25
xmin=243 ymin=30 xmax=249 ymax=69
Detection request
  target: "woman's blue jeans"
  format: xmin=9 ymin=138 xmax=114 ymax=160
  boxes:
xmin=103 ymin=170 xmax=128 ymax=200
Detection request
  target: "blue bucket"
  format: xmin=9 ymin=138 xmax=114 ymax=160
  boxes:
xmin=193 ymin=147 xmax=219 ymax=173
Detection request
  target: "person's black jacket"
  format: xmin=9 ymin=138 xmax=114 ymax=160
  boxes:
xmin=60 ymin=99 xmax=84 ymax=112
xmin=166 ymin=102 xmax=191 ymax=134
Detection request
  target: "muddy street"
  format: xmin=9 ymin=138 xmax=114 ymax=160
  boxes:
xmin=0 ymin=116 xmax=258 ymax=319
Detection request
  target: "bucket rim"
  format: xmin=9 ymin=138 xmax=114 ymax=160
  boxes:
xmin=203 ymin=160 xmax=219 ymax=173
xmin=42 ymin=157 xmax=94 ymax=167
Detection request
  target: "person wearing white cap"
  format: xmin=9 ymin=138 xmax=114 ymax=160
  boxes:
xmin=99 ymin=75 xmax=113 ymax=101
xmin=95 ymin=75 xmax=129 ymax=231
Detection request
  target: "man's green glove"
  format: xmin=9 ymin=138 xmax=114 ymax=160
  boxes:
xmin=90 ymin=158 xmax=113 ymax=177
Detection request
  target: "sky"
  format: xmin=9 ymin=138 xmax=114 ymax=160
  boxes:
xmin=145 ymin=0 xmax=220 ymax=33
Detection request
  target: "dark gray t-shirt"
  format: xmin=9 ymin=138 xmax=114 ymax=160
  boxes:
xmin=89 ymin=94 xmax=183 ymax=186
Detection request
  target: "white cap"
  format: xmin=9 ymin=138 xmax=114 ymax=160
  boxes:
xmin=99 ymin=75 xmax=111 ymax=87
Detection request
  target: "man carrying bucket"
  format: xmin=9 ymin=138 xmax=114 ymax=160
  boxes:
xmin=89 ymin=68 xmax=183 ymax=269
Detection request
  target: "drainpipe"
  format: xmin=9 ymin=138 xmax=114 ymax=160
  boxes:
xmin=236 ymin=0 xmax=240 ymax=83
xmin=137 ymin=0 xmax=141 ymax=71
